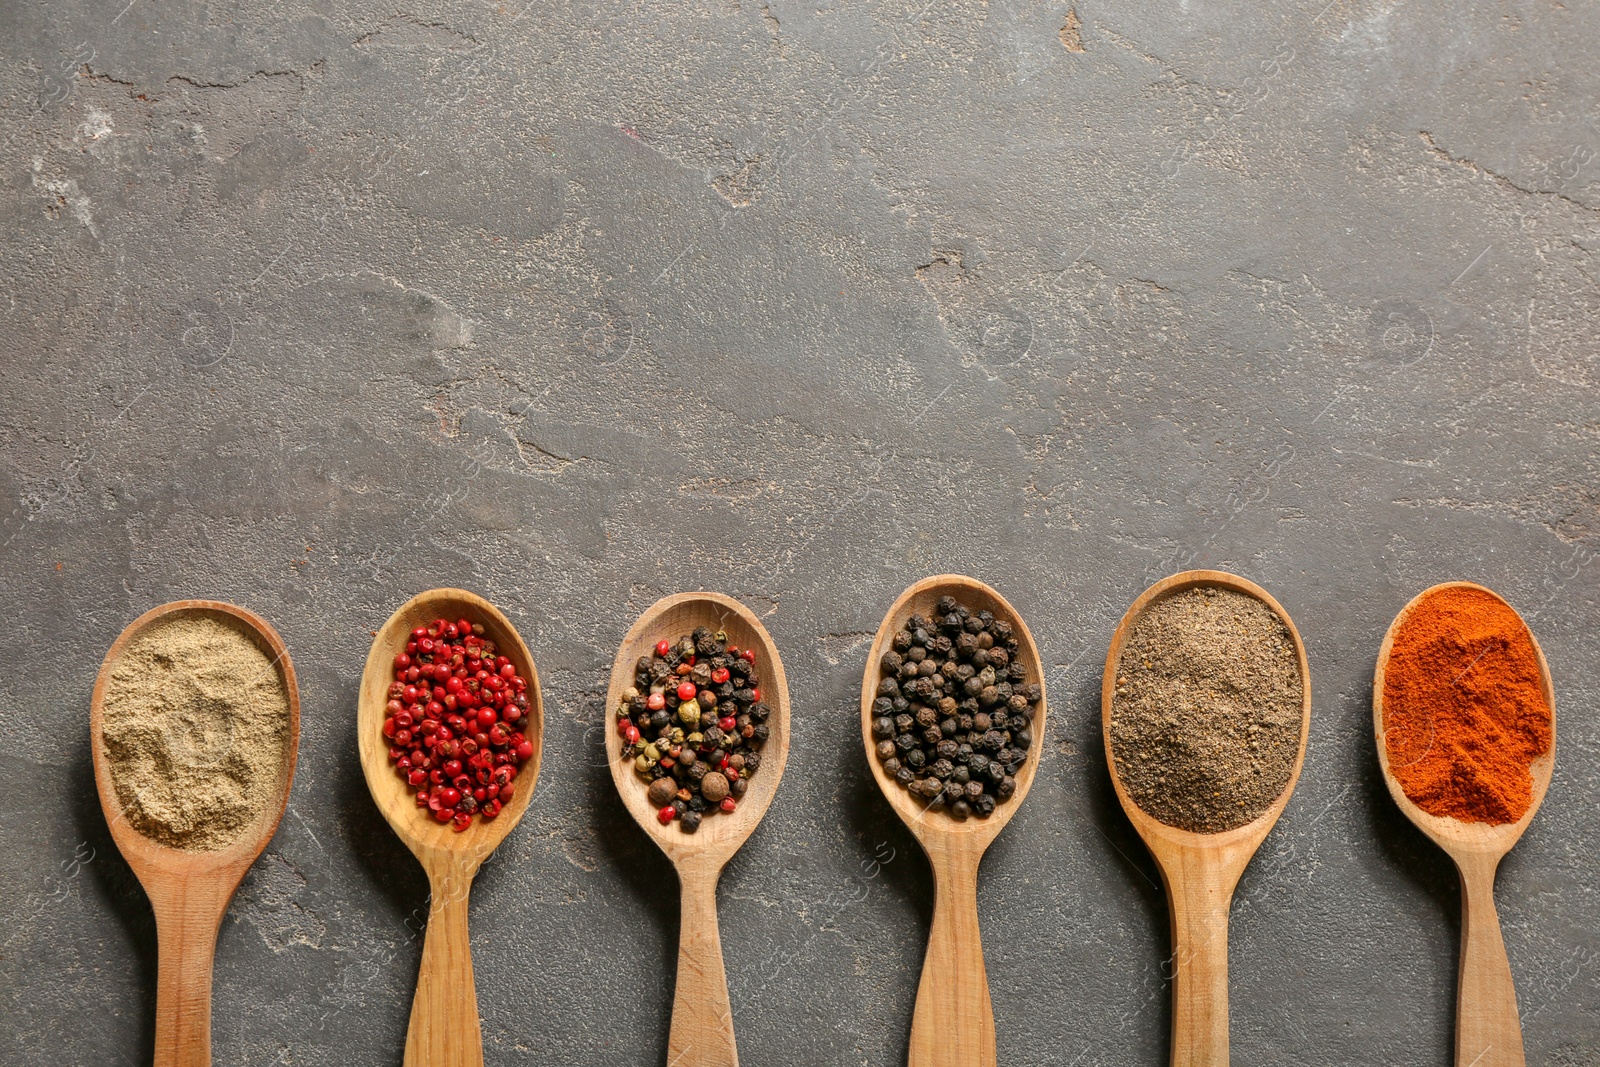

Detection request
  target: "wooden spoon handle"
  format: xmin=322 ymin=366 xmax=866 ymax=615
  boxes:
xmin=1456 ymin=855 xmax=1525 ymax=1067
xmin=1168 ymin=877 xmax=1233 ymax=1067
xmin=405 ymin=865 xmax=482 ymax=1067
xmin=152 ymin=890 xmax=227 ymax=1067
xmin=669 ymin=860 xmax=738 ymax=1067
xmin=909 ymin=849 xmax=995 ymax=1067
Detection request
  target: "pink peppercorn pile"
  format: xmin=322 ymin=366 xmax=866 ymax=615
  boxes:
xmin=383 ymin=616 xmax=533 ymax=831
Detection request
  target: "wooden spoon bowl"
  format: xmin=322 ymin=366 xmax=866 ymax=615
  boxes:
xmin=603 ymin=592 xmax=791 ymax=1067
xmin=90 ymin=599 xmax=301 ymax=1067
xmin=1373 ymin=580 xmax=1555 ymax=1067
xmin=358 ymin=588 xmax=543 ymax=1067
xmin=860 ymin=575 xmax=1047 ymax=1067
xmin=1101 ymin=570 xmax=1310 ymax=1067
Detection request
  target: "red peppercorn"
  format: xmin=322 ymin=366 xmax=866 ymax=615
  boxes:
xmin=624 ymin=724 xmax=640 ymax=744
xmin=515 ymin=739 xmax=534 ymax=761
xmin=711 ymin=667 xmax=730 ymax=684
xmin=476 ymin=707 xmax=497 ymax=730
xmin=718 ymin=716 xmax=736 ymax=732
xmin=677 ymin=681 xmax=697 ymax=702
xmin=720 ymin=797 xmax=737 ymax=813
xmin=657 ymin=806 xmax=675 ymax=824
xmin=740 ymin=649 xmax=755 ymax=664
xmin=750 ymin=688 xmax=761 ymax=702
xmin=656 ymin=640 xmax=671 ymax=657
xmin=452 ymin=812 xmax=471 ymax=832
xmin=394 ymin=653 xmax=411 ymax=670
xmin=647 ymin=692 xmax=666 ymax=711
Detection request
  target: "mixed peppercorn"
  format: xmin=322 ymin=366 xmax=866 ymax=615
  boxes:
xmin=383 ymin=616 xmax=534 ymax=831
xmin=618 ymin=627 xmax=771 ymax=832
xmin=872 ymin=595 xmax=1040 ymax=818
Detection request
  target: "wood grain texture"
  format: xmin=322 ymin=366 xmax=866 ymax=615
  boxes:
xmin=860 ymin=575 xmax=1048 ymax=1067
xmin=603 ymin=592 xmax=792 ymax=1067
xmin=1101 ymin=570 xmax=1311 ymax=1067
xmin=358 ymin=588 xmax=544 ymax=1067
xmin=1373 ymin=581 xmax=1556 ymax=1067
xmin=90 ymin=600 xmax=301 ymax=1067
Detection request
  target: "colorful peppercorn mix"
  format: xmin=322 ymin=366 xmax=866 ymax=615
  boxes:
xmin=872 ymin=595 xmax=1040 ymax=819
xmin=383 ymin=616 xmax=534 ymax=831
xmin=619 ymin=627 xmax=771 ymax=832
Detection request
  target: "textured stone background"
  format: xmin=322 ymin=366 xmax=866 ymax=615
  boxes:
xmin=2 ymin=1 xmax=1597 ymax=1064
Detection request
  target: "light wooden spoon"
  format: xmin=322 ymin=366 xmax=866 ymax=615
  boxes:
xmin=1374 ymin=580 xmax=1555 ymax=1067
xmin=860 ymin=575 xmax=1047 ymax=1067
xmin=1101 ymin=569 xmax=1310 ymax=1067
xmin=604 ymin=592 xmax=791 ymax=1067
xmin=90 ymin=599 xmax=301 ymax=1067
xmin=359 ymin=588 xmax=544 ymax=1067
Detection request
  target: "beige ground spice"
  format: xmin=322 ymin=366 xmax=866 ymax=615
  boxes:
xmin=102 ymin=611 xmax=289 ymax=851
xmin=1109 ymin=586 xmax=1304 ymax=833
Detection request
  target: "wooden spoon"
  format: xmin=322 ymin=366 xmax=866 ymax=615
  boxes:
xmin=1101 ymin=569 xmax=1310 ymax=1067
xmin=90 ymin=599 xmax=301 ymax=1067
xmin=603 ymin=592 xmax=791 ymax=1067
xmin=1373 ymin=581 xmax=1555 ymax=1067
xmin=860 ymin=575 xmax=1048 ymax=1067
xmin=358 ymin=588 xmax=544 ymax=1067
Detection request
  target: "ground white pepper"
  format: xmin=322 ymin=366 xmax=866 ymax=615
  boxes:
xmin=101 ymin=612 xmax=290 ymax=851
xmin=1109 ymin=585 xmax=1303 ymax=834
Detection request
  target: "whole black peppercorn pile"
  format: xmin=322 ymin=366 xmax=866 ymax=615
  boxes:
xmin=617 ymin=626 xmax=771 ymax=832
xmin=871 ymin=595 xmax=1040 ymax=818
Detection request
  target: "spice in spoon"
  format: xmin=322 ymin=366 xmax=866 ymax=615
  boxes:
xmin=870 ymin=595 xmax=1041 ymax=819
xmin=1109 ymin=585 xmax=1304 ymax=834
xmin=101 ymin=611 xmax=291 ymax=852
xmin=618 ymin=627 xmax=770 ymax=832
xmin=383 ymin=616 xmax=534 ymax=831
xmin=1381 ymin=585 xmax=1552 ymax=824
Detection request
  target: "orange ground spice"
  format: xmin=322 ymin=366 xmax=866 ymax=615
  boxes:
xmin=1382 ymin=586 xmax=1553 ymax=825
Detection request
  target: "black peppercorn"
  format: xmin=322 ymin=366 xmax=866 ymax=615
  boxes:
xmin=870 ymin=593 xmax=1040 ymax=818
xmin=681 ymin=809 xmax=703 ymax=831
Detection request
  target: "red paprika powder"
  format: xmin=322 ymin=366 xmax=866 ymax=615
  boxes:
xmin=1381 ymin=585 xmax=1552 ymax=824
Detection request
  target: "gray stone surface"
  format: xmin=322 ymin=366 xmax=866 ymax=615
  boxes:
xmin=1 ymin=1 xmax=1597 ymax=1063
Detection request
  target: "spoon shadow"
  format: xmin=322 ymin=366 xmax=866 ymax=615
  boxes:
xmin=584 ymin=689 xmax=678 ymax=1062
xmin=71 ymin=740 xmax=158 ymax=1067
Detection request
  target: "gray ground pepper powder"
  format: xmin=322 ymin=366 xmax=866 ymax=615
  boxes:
xmin=1109 ymin=586 xmax=1304 ymax=833
xmin=102 ymin=612 xmax=290 ymax=851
